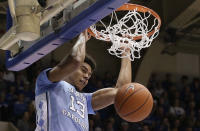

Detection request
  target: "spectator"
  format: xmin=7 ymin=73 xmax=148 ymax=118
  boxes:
xmin=23 ymin=82 xmax=35 ymax=102
xmin=194 ymin=118 xmax=200 ymax=131
xmin=15 ymin=73 xmax=25 ymax=90
xmin=3 ymin=69 xmax=15 ymax=83
xmin=89 ymin=119 xmax=95 ymax=131
xmin=13 ymin=93 xmax=27 ymax=118
xmin=154 ymin=106 xmax=165 ymax=122
xmin=192 ymin=78 xmax=200 ymax=105
xmin=96 ymin=80 xmax=104 ymax=89
xmin=142 ymin=125 xmax=150 ymax=131
xmin=174 ymin=91 xmax=181 ymax=100
xmin=181 ymin=86 xmax=191 ymax=103
xmin=155 ymin=117 xmax=170 ymax=131
xmin=0 ymin=69 xmax=6 ymax=92
xmin=93 ymin=112 xmax=103 ymax=128
xmin=168 ymin=85 xmax=177 ymax=102
xmin=171 ymin=127 xmax=178 ymax=131
xmin=158 ymin=97 xmax=170 ymax=113
xmin=191 ymin=78 xmax=200 ymax=92
xmin=27 ymin=101 xmax=36 ymax=130
xmin=186 ymin=100 xmax=196 ymax=116
xmin=177 ymin=75 xmax=189 ymax=91
xmin=120 ymin=121 xmax=131 ymax=131
xmin=17 ymin=111 xmax=32 ymax=131
xmin=6 ymin=85 xmax=17 ymax=104
xmin=154 ymin=82 xmax=164 ymax=98
xmin=83 ymin=75 xmax=98 ymax=93
xmin=169 ymin=99 xmax=185 ymax=117
xmin=104 ymin=118 xmax=115 ymax=131
xmin=0 ymin=92 xmax=9 ymax=121
xmin=185 ymin=127 xmax=193 ymax=131
xmin=171 ymin=119 xmax=180 ymax=130
xmin=103 ymin=72 xmax=115 ymax=87
xmin=148 ymin=73 xmax=159 ymax=89
xmin=162 ymin=73 xmax=173 ymax=89
xmin=94 ymin=127 xmax=102 ymax=131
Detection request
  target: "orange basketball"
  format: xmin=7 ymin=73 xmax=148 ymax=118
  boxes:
xmin=114 ymin=83 xmax=153 ymax=122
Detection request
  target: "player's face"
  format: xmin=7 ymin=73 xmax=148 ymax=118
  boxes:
xmin=69 ymin=62 xmax=92 ymax=91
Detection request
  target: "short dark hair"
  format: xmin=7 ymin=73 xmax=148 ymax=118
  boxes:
xmin=84 ymin=55 xmax=96 ymax=71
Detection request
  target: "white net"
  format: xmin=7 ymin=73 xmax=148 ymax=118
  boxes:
xmin=89 ymin=7 xmax=160 ymax=61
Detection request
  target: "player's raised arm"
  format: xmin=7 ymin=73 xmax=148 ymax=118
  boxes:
xmin=91 ymin=54 xmax=132 ymax=111
xmin=115 ymin=53 xmax=132 ymax=88
xmin=48 ymin=30 xmax=89 ymax=82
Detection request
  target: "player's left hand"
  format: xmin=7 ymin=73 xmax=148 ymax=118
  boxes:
xmin=78 ymin=30 xmax=91 ymax=43
xmin=84 ymin=29 xmax=91 ymax=42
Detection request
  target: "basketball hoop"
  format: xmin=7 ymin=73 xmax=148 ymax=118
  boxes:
xmin=88 ymin=3 xmax=161 ymax=61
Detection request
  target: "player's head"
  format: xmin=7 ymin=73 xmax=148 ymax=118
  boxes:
xmin=84 ymin=55 xmax=96 ymax=72
xmin=67 ymin=55 xmax=96 ymax=91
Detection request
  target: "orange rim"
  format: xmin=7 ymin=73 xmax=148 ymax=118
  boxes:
xmin=88 ymin=3 xmax=161 ymax=41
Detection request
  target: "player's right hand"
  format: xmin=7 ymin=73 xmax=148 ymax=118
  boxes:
xmin=79 ymin=30 xmax=90 ymax=42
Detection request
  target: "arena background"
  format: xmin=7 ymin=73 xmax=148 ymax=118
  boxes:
xmin=0 ymin=0 xmax=200 ymax=130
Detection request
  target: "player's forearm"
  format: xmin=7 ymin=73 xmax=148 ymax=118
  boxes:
xmin=58 ymin=33 xmax=86 ymax=68
xmin=48 ymin=33 xmax=86 ymax=82
xmin=70 ymin=34 xmax=86 ymax=62
xmin=116 ymin=57 xmax=132 ymax=88
xmin=92 ymin=88 xmax=118 ymax=111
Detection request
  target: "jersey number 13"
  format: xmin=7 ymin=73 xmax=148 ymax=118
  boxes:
xmin=69 ymin=95 xmax=85 ymax=118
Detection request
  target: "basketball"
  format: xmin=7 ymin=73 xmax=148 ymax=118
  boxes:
xmin=114 ymin=83 xmax=153 ymax=122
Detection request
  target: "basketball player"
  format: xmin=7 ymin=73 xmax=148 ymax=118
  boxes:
xmin=35 ymin=30 xmax=131 ymax=131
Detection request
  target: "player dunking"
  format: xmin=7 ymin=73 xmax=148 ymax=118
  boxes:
xmin=35 ymin=30 xmax=132 ymax=131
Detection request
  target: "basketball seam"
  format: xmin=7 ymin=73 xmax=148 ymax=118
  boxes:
xmin=115 ymin=85 xmax=134 ymax=112
xmin=119 ymin=88 xmax=144 ymax=112
xmin=123 ymin=93 xmax=150 ymax=117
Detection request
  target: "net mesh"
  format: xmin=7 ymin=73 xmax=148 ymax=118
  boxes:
xmin=89 ymin=8 xmax=160 ymax=61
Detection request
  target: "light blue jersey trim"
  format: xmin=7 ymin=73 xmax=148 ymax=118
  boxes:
xmin=84 ymin=93 xmax=95 ymax=115
xmin=36 ymin=68 xmax=57 ymax=96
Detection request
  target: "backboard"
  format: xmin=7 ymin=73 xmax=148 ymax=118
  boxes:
xmin=1 ymin=0 xmax=129 ymax=71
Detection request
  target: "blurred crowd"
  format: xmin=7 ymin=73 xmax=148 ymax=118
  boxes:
xmin=0 ymin=67 xmax=36 ymax=131
xmin=85 ymin=73 xmax=200 ymax=131
xmin=0 ymin=62 xmax=200 ymax=131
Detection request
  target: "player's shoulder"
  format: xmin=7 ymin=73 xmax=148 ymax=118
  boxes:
xmin=36 ymin=68 xmax=51 ymax=81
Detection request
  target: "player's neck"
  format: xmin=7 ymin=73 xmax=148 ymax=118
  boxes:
xmin=63 ymin=78 xmax=73 ymax=86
